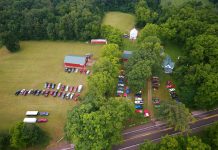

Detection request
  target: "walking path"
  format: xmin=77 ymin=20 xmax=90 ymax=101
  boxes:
xmin=147 ymin=79 xmax=154 ymax=118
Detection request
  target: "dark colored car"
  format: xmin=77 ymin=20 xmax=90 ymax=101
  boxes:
xmin=15 ymin=90 xmax=21 ymax=96
xmin=39 ymin=112 xmax=49 ymax=116
xmin=135 ymin=104 xmax=143 ymax=109
xmin=52 ymin=83 xmax=56 ymax=89
xmin=65 ymin=68 xmax=68 ymax=72
xmin=44 ymin=91 xmax=49 ymax=97
xmin=41 ymin=90 xmax=46 ymax=95
xmin=61 ymin=92 xmax=66 ymax=99
xmin=24 ymin=90 xmax=28 ymax=96
xmin=50 ymin=91 xmax=55 ymax=96
xmin=61 ymin=85 xmax=65 ymax=91
xmin=53 ymin=91 xmax=58 ymax=97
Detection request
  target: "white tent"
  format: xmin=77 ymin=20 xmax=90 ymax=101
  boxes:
xmin=129 ymin=28 xmax=138 ymax=40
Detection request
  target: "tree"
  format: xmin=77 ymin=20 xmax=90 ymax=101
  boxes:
xmin=101 ymin=44 xmax=121 ymax=61
xmin=127 ymin=60 xmax=152 ymax=92
xmin=140 ymin=140 xmax=157 ymax=150
xmin=0 ymin=32 xmax=20 ymax=52
xmin=201 ymin=121 xmax=218 ymax=149
xmin=0 ymin=132 xmax=10 ymax=150
xmin=101 ymin=25 xmax=123 ymax=47
xmin=65 ymin=97 xmax=134 ymax=150
xmin=158 ymin=100 xmax=194 ymax=132
xmin=10 ymin=122 xmax=46 ymax=149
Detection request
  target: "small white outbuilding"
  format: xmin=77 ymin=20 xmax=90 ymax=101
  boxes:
xmin=129 ymin=28 xmax=138 ymax=40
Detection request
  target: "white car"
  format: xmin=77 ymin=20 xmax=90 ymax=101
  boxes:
xmin=118 ymin=83 xmax=124 ymax=87
xmin=70 ymin=93 xmax=74 ymax=99
xmin=77 ymin=85 xmax=83 ymax=93
xmin=169 ymin=88 xmax=175 ymax=92
xmin=57 ymin=83 xmax=61 ymax=90
xmin=135 ymin=100 xmax=144 ymax=104
xmin=117 ymin=90 xmax=124 ymax=94
xmin=75 ymin=68 xmax=78 ymax=73
xmin=135 ymin=97 xmax=142 ymax=101
xmin=66 ymin=92 xmax=71 ymax=99
xmin=86 ymin=70 xmax=90 ymax=75
xmin=118 ymin=75 xmax=125 ymax=79
xmin=65 ymin=85 xmax=69 ymax=92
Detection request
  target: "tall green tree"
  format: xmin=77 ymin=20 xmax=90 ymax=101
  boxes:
xmin=158 ymin=100 xmax=194 ymax=132
xmin=65 ymin=97 xmax=134 ymax=150
xmin=0 ymin=32 xmax=20 ymax=52
xmin=10 ymin=122 xmax=46 ymax=149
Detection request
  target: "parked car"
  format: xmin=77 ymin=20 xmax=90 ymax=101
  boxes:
xmin=73 ymin=86 xmax=78 ymax=93
xmin=166 ymin=84 xmax=175 ymax=88
xmin=61 ymin=85 xmax=65 ymax=91
xmin=75 ymin=68 xmax=78 ymax=73
xmin=117 ymin=90 xmax=124 ymax=94
xmin=135 ymin=97 xmax=142 ymax=101
xmin=118 ymin=75 xmax=125 ymax=79
xmin=67 ymin=68 xmax=72 ymax=73
xmin=47 ymin=83 xmax=51 ymax=89
xmin=65 ymin=85 xmax=69 ymax=92
xmin=58 ymin=91 xmax=63 ymax=97
xmin=39 ymin=112 xmax=49 ymax=116
xmin=71 ymin=68 xmax=75 ymax=73
xmin=135 ymin=91 xmax=142 ymax=97
xmin=65 ymin=68 xmax=68 ymax=72
xmin=36 ymin=90 xmax=41 ymax=96
xmin=69 ymin=86 xmax=73 ymax=92
xmin=135 ymin=109 xmax=143 ymax=113
xmin=53 ymin=91 xmax=58 ymax=97
xmin=74 ymin=93 xmax=80 ymax=101
xmin=50 ymin=91 xmax=55 ymax=96
xmin=70 ymin=93 xmax=75 ymax=99
xmin=86 ymin=70 xmax=90 ymax=75
xmin=44 ymin=82 xmax=48 ymax=88
xmin=24 ymin=90 xmax=28 ymax=96
xmin=118 ymin=83 xmax=124 ymax=87
xmin=77 ymin=85 xmax=83 ymax=93
xmin=51 ymin=83 xmax=56 ymax=89
xmin=41 ymin=90 xmax=46 ymax=95
xmin=66 ymin=92 xmax=71 ymax=99
xmin=57 ymin=83 xmax=61 ymax=90
xmin=15 ymin=90 xmax=21 ymax=96
xmin=61 ymin=93 xmax=66 ymax=99
xmin=37 ymin=118 xmax=48 ymax=123
xmin=44 ymin=91 xmax=49 ymax=97
xmin=135 ymin=100 xmax=144 ymax=104
xmin=169 ymin=88 xmax=175 ymax=92
xmin=135 ymin=104 xmax=143 ymax=109
xmin=144 ymin=110 xmax=150 ymax=117
xmin=20 ymin=89 xmax=26 ymax=95
xmin=28 ymin=89 xmax=33 ymax=95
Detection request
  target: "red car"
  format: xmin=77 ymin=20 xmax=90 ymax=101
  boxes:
xmin=166 ymin=84 xmax=176 ymax=88
xmin=61 ymin=85 xmax=65 ymax=91
xmin=50 ymin=91 xmax=55 ymax=96
xmin=73 ymin=86 xmax=78 ymax=93
xmin=69 ymin=86 xmax=73 ymax=92
xmin=135 ymin=109 xmax=143 ymax=113
xmin=74 ymin=93 xmax=80 ymax=101
xmin=37 ymin=118 xmax=48 ymax=123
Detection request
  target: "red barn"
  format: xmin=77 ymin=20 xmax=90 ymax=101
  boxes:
xmin=91 ymin=39 xmax=107 ymax=44
xmin=64 ymin=55 xmax=87 ymax=69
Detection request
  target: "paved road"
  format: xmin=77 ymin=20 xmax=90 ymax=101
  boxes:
xmin=113 ymin=109 xmax=218 ymax=150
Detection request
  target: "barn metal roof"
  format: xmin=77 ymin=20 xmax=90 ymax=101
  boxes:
xmin=64 ymin=55 xmax=86 ymax=65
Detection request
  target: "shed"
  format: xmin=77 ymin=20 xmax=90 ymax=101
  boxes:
xmin=26 ymin=111 xmax=38 ymax=116
xmin=129 ymin=28 xmax=138 ymax=40
xmin=91 ymin=39 xmax=107 ymax=44
xmin=23 ymin=118 xmax=37 ymax=123
xmin=162 ymin=56 xmax=175 ymax=74
xmin=64 ymin=55 xmax=87 ymax=69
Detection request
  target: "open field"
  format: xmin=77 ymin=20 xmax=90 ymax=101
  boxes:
xmin=161 ymin=0 xmax=210 ymax=8
xmin=102 ymin=11 xmax=136 ymax=33
xmin=0 ymin=41 xmax=103 ymax=145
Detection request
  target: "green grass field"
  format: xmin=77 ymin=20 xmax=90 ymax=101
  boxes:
xmin=0 ymin=41 xmax=103 ymax=145
xmin=161 ymin=0 xmax=210 ymax=8
xmin=102 ymin=11 xmax=136 ymax=33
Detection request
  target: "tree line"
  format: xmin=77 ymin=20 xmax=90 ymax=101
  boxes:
xmin=0 ymin=0 xmax=136 ymax=52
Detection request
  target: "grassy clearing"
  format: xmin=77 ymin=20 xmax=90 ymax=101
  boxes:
xmin=102 ymin=11 xmax=136 ymax=33
xmin=0 ymin=41 xmax=103 ymax=145
xmin=160 ymin=0 xmax=210 ymax=8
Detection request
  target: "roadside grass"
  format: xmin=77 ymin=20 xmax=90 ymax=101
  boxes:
xmin=0 ymin=41 xmax=103 ymax=145
xmin=160 ymin=0 xmax=210 ymax=8
xmin=102 ymin=11 xmax=136 ymax=33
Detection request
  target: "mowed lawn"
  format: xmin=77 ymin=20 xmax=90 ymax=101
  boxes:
xmin=0 ymin=41 xmax=102 ymax=144
xmin=102 ymin=11 xmax=136 ymax=33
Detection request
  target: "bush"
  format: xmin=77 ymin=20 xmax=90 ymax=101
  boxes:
xmin=10 ymin=122 xmax=47 ymax=149
xmin=0 ymin=132 xmax=11 ymax=150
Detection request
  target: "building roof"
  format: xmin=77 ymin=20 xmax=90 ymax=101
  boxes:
xmin=122 ymin=51 xmax=133 ymax=59
xmin=130 ymin=28 xmax=138 ymax=39
xmin=64 ymin=55 xmax=86 ymax=65
xmin=162 ymin=56 xmax=175 ymax=69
